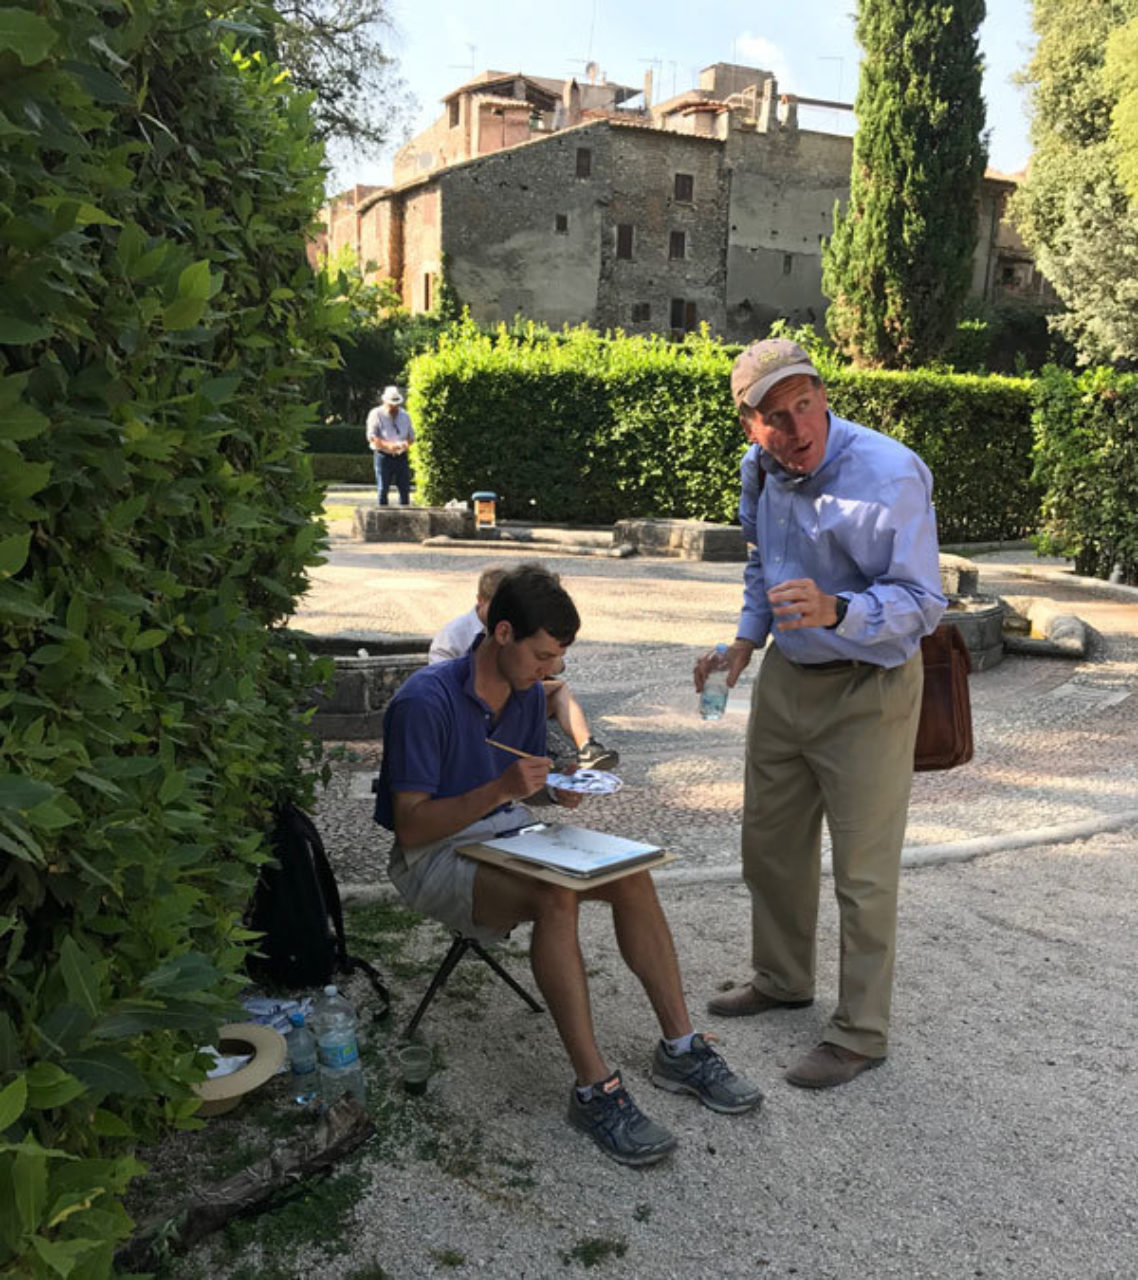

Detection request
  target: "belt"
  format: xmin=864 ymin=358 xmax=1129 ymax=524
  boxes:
xmin=790 ymin=658 xmax=862 ymax=671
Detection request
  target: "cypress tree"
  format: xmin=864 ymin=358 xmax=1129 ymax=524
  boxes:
xmin=823 ymin=0 xmax=988 ymax=367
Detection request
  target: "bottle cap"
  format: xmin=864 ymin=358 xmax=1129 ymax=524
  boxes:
xmin=323 ymin=985 xmax=337 ymax=996
xmin=715 ymin=642 xmax=728 ymax=654
xmin=289 ymin=1012 xmax=304 ymax=1027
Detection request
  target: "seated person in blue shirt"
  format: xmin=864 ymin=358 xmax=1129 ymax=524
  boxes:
xmin=376 ymin=563 xmax=761 ymax=1166
xmin=429 ymin=563 xmax=619 ymax=771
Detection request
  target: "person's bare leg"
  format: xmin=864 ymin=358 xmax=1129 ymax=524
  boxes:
xmin=473 ymin=864 xmax=608 ymax=1084
xmin=544 ymin=679 xmax=591 ymax=750
xmin=585 ymin=872 xmax=692 ymax=1040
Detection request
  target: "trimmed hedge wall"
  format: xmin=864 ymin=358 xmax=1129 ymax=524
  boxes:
xmin=306 ymin=423 xmax=366 ymax=454
xmin=408 ymin=322 xmax=1037 ymax=540
xmin=0 ymin=1 xmax=333 ymax=1273
xmin=1033 ymin=367 xmax=1138 ymax=583
xmin=310 ymin=453 xmax=375 ymax=484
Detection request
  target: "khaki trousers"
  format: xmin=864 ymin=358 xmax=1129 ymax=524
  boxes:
xmin=741 ymin=644 xmax=923 ymax=1057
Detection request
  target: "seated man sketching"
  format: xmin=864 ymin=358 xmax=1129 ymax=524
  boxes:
xmin=429 ymin=563 xmax=618 ymax=772
xmin=376 ymin=564 xmax=762 ymax=1166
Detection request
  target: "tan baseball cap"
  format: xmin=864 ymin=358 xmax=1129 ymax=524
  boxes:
xmin=731 ymin=338 xmax=820 ymax=410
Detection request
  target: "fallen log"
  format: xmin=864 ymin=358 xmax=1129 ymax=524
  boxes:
xmin=117 ymin=1096 xmax=374 ymax=1272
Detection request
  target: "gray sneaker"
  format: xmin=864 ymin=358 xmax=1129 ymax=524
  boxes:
xmin=576 ymin=738 xmax=619 ymax=771
xmin=567 ymin=1072 xmax=678 ymax=1167
xmin=651 ymin=1033 xmax=764 ymax=1114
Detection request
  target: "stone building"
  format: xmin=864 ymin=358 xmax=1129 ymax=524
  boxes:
xmin=315 ymin=62 xmax=1041 ymax=342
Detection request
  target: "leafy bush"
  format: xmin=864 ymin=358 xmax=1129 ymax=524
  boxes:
xmin=947 ymin=301 xmax=1077 ymax=375
xmin=0 ymin=1 xmax=334 ymax=1273
xmin=824 ymin=368 xmax=1038 ymax=542
xmin=306 ymin=424 xmax=366 ymax=454
xmin=408 ymin=320 xmax=1037 ymax=540
xmin=317 ymin=263 xmax=455 ymax=426
xmin=1033 ymin=366 xmax=1138 ymax=582
xmin=309 ymin=453 xmax=375 ymax=484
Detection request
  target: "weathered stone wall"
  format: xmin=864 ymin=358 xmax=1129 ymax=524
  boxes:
xmin=394 ymin=94 xmax=471 ymax=185
xmin=438 ymin=124 xmax=609 ymax=328
xmin=724 ymin=125 xmax=851 ymax=339
xmin=473 ymin=101 xmax=531 ymax=157
xmin=357 ymin=193 xmax=401 ymax=282
xmin=599 ymin=126 xmax=728 ymax=335
xmin=401 ymin=185 xmax=443 ymax=312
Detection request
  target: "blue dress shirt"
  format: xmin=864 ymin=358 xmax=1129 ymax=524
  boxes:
xmin=737 ymin=412 xmax=946 ymax=668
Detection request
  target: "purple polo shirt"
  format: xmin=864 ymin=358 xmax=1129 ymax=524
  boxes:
xmin=374 ymin=647 xmax=547 ymax=831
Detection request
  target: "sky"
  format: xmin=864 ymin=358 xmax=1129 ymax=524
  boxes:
xmin=330 ymin=0 xmax=1037 ymax=191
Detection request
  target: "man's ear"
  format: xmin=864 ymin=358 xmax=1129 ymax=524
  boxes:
xmin=491 ymin=619 xmax=514 ymax=645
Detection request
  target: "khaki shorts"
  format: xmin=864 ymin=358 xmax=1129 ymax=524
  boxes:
xmin=388 ymin=805 xmax=531 ymax=946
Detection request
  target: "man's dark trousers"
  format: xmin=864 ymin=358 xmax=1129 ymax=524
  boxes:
xmin=376 ymin=452 xmax=411 ymax=505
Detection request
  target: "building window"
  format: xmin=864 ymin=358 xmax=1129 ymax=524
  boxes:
xmin=669 ymin=230 xmax=686 ymax=260
xmin=576 ymin=147 xmax=592 ymax=178
xmin=674 ymin=173 xmax=694 ymax=202
xmin=448 ymin=99 xmax=460 ymax=129
xmin=616 ymin=224 xmax=634 ymax=259
xmin=631 ymin=302 xmax=651 ymax=323
xmin=555 ymin=213 xmax=569 ymax=234
xmin=670 ymin=298 xmax=697 ymax=334
xmin=423 ymin=272 xmax=432 ymax=311
xmin=782 ymin=253 xmax=794 ymax=276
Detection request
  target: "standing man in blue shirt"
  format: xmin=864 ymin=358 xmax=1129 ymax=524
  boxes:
xmin=695 ymin=338 xmax=946 ymax=1089
xmin=378 ymin=564 xmax=762 ymax=1165
xmin=366 ymin=385 xmax=414 ymax=505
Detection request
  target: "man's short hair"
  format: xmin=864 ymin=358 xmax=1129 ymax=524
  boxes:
xmin=477 ymin=565 xmax=508 ymax=603
xmin=487 ymin=563 xmax=580 ymax=645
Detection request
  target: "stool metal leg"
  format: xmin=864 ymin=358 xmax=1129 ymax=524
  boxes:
xmin=404 ymin=936 xmax=470 ymax=1039
xmin=468 ymin=940 xmax=543 ymax=1013
xmin=404 ymin=934 xmax=544 ymax=1038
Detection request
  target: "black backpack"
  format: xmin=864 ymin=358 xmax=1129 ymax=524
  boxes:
xmin=246 ymin=802 xmax=389 ymax=1016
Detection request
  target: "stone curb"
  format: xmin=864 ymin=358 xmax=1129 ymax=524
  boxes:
xmin=338 ymin=808 xmax=1138 ymax=904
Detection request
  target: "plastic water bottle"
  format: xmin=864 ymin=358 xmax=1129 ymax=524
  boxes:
xmin=310 ymin=985 xmax=366 ymax=1105
xmin=699 ymin=643 xmax=731 ymax=720
xmin=286 ymin=1012 xmax=318 ymax=1081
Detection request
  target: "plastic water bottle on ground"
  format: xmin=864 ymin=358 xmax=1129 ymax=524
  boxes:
xmin=699 ymin=643 xmax=731 ymax=721
xmin=310 ymin=984 xmax=367 ymax=1105
xmin=287 ymin=1011 xmax=318 ymax=1080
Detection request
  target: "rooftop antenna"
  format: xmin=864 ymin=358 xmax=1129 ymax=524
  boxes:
xmin=449 ymin=41 xmax=476 ymax=77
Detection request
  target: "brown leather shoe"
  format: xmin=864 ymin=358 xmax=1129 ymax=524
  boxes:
xmin=706 ymin=983 xmax=814 ymax=1018
xmin=785 ymin=1042 xmax=884 ymax=1089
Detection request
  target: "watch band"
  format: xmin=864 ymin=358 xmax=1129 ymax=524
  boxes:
xmin=826 ymin=595 xmax=848 ymax=630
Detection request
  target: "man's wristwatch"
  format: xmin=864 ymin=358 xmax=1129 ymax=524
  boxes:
xmin=826 ymin=595 xmax=848 ymax=630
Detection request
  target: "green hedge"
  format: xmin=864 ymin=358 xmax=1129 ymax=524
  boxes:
xmin=310 ymin=453 xmax=376 ymax=484
xmin=408 ymin=321 xmax=1037 ymax=539
xmin=305 ymin=423 xmax=366 ymax=454
xmin=0 ymin=1 xmax=333 ymax=1273
xmin=1033 ymin=366 xmax=1138 ymax=583
xmin=824 ymin=368 xmax=1038 ymax=542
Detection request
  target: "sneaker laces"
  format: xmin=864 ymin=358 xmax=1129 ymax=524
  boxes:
xmin=690 ymin=1033 xmax=733 ymax=1083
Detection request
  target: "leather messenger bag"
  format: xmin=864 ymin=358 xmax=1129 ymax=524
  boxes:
xmin=914 ymin=623 xmax=974 ymax=772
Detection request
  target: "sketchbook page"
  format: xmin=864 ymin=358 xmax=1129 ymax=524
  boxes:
xmin=481 ymin=824 xmax=661 ymax=875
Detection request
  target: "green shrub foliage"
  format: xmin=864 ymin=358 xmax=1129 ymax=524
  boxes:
xmin=1033 ymin=367 xmax=1138 ymax=582
xmin=823 ymin=0 xmax=988 ymax=368
xmin=0 ymin=1 xmax=335 ymax=1273
xmin=409 ymin=321 xmax=1037 ymax=541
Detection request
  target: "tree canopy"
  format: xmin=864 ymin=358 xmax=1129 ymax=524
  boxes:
xmin=1012 ymin=0 xmax=1138 ymax=364
xmin=257 ymin=0 xmax=411 ymax=153
xmin=822 ymin=0 xmax=988 ymax=368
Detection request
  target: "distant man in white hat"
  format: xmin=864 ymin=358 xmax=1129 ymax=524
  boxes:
xmin=366 ymin=385 xmax=415 ymax=506
xmin=694 ymin=338 xmax=946 ymax=1089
